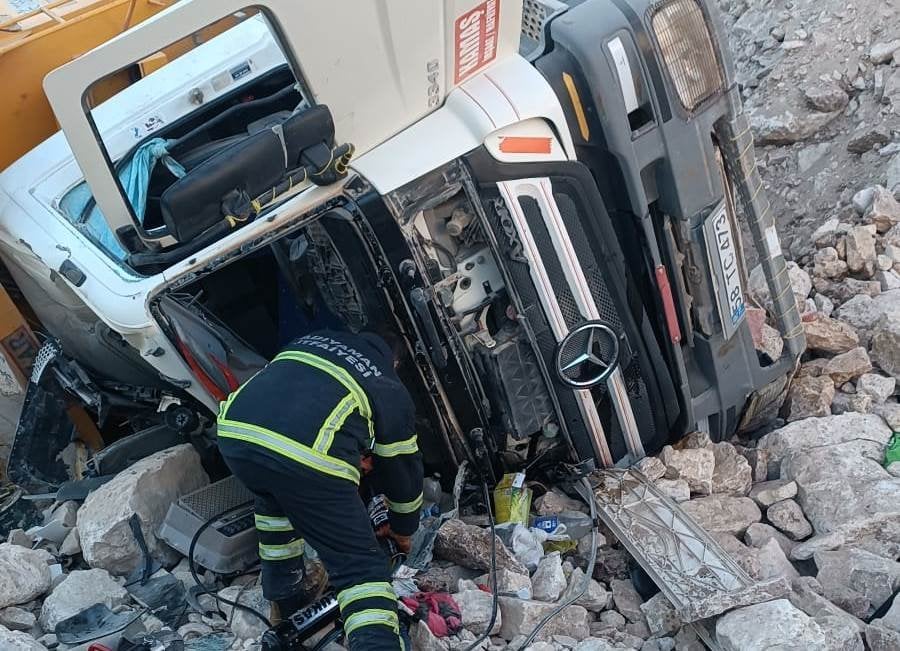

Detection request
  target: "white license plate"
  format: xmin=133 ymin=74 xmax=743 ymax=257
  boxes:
xmin=704 ymin=203 xmax=746 ymax=339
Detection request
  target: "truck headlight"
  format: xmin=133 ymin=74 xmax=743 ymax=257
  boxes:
xmin=650 ymin=0 xmax=723 ymax=111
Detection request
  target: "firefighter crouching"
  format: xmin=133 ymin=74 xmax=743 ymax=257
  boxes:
xmin=217 ymin=329 xmax=422 ymax=651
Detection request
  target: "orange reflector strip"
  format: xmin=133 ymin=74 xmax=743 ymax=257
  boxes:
xmin=656 ymin=265 xmax=682 ymax=345
xmin=498 ymin=136 xmax=553 ymax=154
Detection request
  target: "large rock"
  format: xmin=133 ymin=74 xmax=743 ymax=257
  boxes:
xmin=0 ymin=544 xmax=52 ymax=609
xmin=857 ymin=374 xmax=896 ymax=403
xmin=824 ymin=347 xmax=873 ymax=386
xmin=867 ymin=625 xmax=900 ymax=651
xmin=640 ymin=593 xmax=680 ymax=637
xmin=654 ymin=478 xmax=690 ymax=503
xmin=633 ymin=456 xmax=666 ymax=481
xmin=868 ymin=186 xmax=900 ymax=233
xmin=410 ymin=621 xmax=448 ymax=651
xmin=561 ymin=568 xmax=610 ymax=612
xmin=456 ymin=589 xmax=501 ymax=635
xmin=755 ymin=538 xmax=800 ymax=583
xmin=870 ymin=40 xmax=900 ymax=64
xmin=767 ymin=499 xmax=813 ymax=540
xmin=834 ymin=291 xmax=900 ymax=346
xmin=498 ymin=598 xmax=589 ymax=642
xmin=804 ymin=82 xmax=849 ymax=113
xmin=874 ymin=401 xmax=900 ymax=430
xmin=816 ymin=548 xmax=900 ymax=614
xmin=759 ymin=413 xmax=893 ymax=472
xmin=790 ymin=513 xmax=900 ymax=562
xmin=710 ymin=443 xmax=752 ymax=495
xmin=680 ymin=496 xmax=761 ymax=536
xmin=218 ymin=585 xmax=270 ymax=640
xmin=610 ymin=579 xmax=645 ymax=623
xmin=789 ymin=576 xmax=866 ymax=634
xmin=802 ymin=315 xmax=859 ymax=355
xmin=812 ymin=247 xmax=848 ymax=280
xmin=751 ymin=107 xmax=841 ymax=145
xmin=712 ymin=533 xmax=760 ymax=578
xmin=749 ymin=480 xmax=797 ymax=507
xmin=534 ymin=489 xmax=588 ymax=515
xmin=475 ymin=568 xmax=532 ymax=600
xmin=39 ymin=569 xmax=129 ymax=632
xmin=871 ymin=312 xmax=900 ymax=379
xmin=816 ymin=278 xmax=882 ymax=305
xmin=434 ymin=519 xmax=527 ymax=575
xmin=659 ymin=446 xmax=714 ymax=495
xmin=872 ymin=596 xmax=900 ymax=633
xmin=715 ymin=599 xmax=827 ymax=650
xmin=785 ymin=375 xmax=835 ymax=421
xmin=0 ymin=626 xmax=47 ymax=651
xmin=78 ymin=444 xmax=209 ymax=574
xmin=744 ymin=522 xmax=796 ymax=557
xmin=816 ymin=616 xmax=865 ymax=651
xmin=531 ymin=552 xmax=566 ymax=603
xmin=0 ymin=607 xmax=36 ymax=632
xmin=845 ymin=226 xmax=877 ymax=277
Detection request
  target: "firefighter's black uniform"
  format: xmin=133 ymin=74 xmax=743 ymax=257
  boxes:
xmin=217 ymin=330 xmax=422 ymax=651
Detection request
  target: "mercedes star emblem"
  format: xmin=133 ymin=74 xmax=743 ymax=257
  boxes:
xmin=555 ymin=321 xmax=620 ymax=389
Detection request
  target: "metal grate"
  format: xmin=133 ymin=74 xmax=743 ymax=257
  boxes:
xmin=179 ymin=476 xmax=254 ymax=521
xmin=650 ymin=0 xmax=723 ymax=111
xmin=521 ymin=0 xmax=550 ymax=42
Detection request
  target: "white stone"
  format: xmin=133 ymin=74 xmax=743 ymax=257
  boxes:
xmin=534 ymin=489 xmax=588 ymax=515
xmin=59 ymin=528 xmax=80 ymax=557
xmin=39 ymin=568 xmax=128 ymax=632
xmin=871 ymin=595 xmax=900 ymax=633
xmin=0 ymin=625 xmax=47 ymax=651
xmin=218 ymin=585 xmax=270 ymax=641
xmin=573 ymin=639 xmax=617 ymax=651
xmin=457 ymin=589 xmax=501 ymax=635
xmin=654 ymin=479 xmax=690 ymax=503
xmin=639 ymin=593 xmax=680 ymax=637
xmin=411 ymin=620 xmax=449 ymax=651
xmin=872 ymin=313 xmax=900 ymax=379
xmin=0 ymin=544 xmax=52 ymax=609
xmin=767 ymin=499 xmax=813 ymax=540
xmin=560 ymin=568 xmax=610 ymax=612
xmin=749 ymin=480 xmax=797 ymax=507
xmin=834 ymin=291 xmax=900 ymax=347
xmin=531 ymin=553 xmax=567 ymax=604
xmin=610 ymin=579 xmax=645 ymax=623
xmin=659 ymin=446 xmax=714 ymax=495
xmin=755 ymin=538 xmax=800 ymax=583
xmin=711 ymin=442 xmax=752 ymax=495
xmin=498 ymin=598 xmax=589 ymax=642
xmin=680 ymin=496 xmax=761 ymax=537
xmin=744 ymin=522 xmax=796 ymax=557
xmin=633 ymin=457 xmax=666 ymax=481
xmin=858 ymin=374 xmax=896 ymax=403
xmin=78 ymin=444 xmax=210 ymax=575
xmin=815 ymin=615 xmax=865 ymax=651
xmin=716 ymin=599 xmax=827 ymax=650
xmin=0 ymin=607 xmax=36 ymax=632
xmin=475 ymin=568 xmax=532 ymax=600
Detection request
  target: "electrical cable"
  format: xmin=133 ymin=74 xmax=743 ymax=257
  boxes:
xmin=463 ymin=478 xmax=498 ymax=651
xmin=520 ymin=477 xmax=599 ymax=647
xmin=188 ymin=503 xmax=273 ymax=628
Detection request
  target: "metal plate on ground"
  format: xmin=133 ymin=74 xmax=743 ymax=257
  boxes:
xmin=589 ymin=468 xmax=789 ymax=622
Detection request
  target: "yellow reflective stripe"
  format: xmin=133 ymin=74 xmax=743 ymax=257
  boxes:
xmin=274 ymin=351 xmax=371 ymax=420
xmin=337 ymin=582 xmax=396 ymax=612
xmin=217 ymin=419 xmax=360 ymax=484
xmin=388 ymin=493 xmax=423 ymax=514
xmin=314 ymin=392 xmax=357 ymax=453
xmin=254 ymin=514 xmax=293 ymax=532
xmin=258 ymin=539 xmax=304 ymax=560
xmin=343 ymin=609 xmax=399 ymax=637
xmin=373 ymin=435 xmax=418 ymax=458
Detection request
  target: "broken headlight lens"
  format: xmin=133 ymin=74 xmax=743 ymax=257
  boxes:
xmin=650 ymin=0 xmax=723 ymax=111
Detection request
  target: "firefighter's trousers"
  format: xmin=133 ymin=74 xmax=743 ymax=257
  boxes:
xmin=219 ymin=438 xmax=403 ymax=651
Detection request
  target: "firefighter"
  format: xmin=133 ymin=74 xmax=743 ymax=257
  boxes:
xmin=217 ymin=329 xmax=422 ymax=651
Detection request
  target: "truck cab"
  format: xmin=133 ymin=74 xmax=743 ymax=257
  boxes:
xmin=0 ymin=0 xmax=803 ymax=483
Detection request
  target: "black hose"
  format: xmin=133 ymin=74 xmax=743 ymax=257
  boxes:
xmin=463 ymin=479 xmax=498 ymax=651
xmin=188 ymin=502 xmax=273 ymax=628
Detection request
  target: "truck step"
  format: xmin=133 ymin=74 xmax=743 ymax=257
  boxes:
xmin=585 ymin=468 xmax=790 ymax=623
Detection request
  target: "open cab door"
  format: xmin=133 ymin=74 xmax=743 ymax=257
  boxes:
xmin=42 ymin=0 xmax=522 ymax=263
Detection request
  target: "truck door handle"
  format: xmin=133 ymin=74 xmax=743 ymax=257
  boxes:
xmin=409 ymin=288 xmax=447 ymax=369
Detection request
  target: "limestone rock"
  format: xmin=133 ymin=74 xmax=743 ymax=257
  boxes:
xmin=804 ymin=82 xmax=849 ymax=113
xmin=654 ymin=479 xmax=690 ymax=503
xmin=751 ymin=108 xmax=840 ymax=145
xmin=871 ymin=312 xmax=900 ymax=379
xmin=824 ymin=347 xmax=873 ymax=387
xmin=434 ymin=519 xmax=527 ymax=575
xmin=659 ymin=446 xmax=714 ymax=495
xmin=680 ymin=496 xmax=761 ymax=536
xmin=633 ymin=456 xmax=665 ymax=481
xmin=680 ymin=431 xmax=712 ymax=449
xmin=852 ymin=187 xmax=877 ymax=216
xmin=871 ymin=596 xmax=900 ymax=633
xmin=813 ymin=247 xmax=849 ymax=280
xmin=857 ymin=374 xmax=896 ymax=404
xmin=745 ymin=522 xmax=797 ymax=557
xmin=755 ymin=538 xmax=800 ymax=583
xmin=78 ymin=444 xmax=210 ymax=574
xmin=710 ymin=442 xmax=752 ymax=495
xmin=735 ymin=446 xmax=769 ymax=483
xmin=498 ymin=598 xmax=589 ymax=642
xmin=0 ymin=544 xmax=52 ymax=609
xmin=816 ymin=548 xmax=900 ymax=614
xmin=534 ymin=488 xmax=588 ymax=515
xmin=640 ymin=593 xmax=679 ymax=637
xmin=767 ymin=499 xmax=813 ymax=540
xmin=832 ymin=391 xmax=874 ymax=415
xmin=802 ymin=315 xmax=859 ymax=355
xmin=476 ymin=568 xmax=532 ymax=600
xmin=218 ymin=585 xmax=270 ymax=640
xmin=39 ymin=568 xmax=128 ymax=632
xmin=457 ymin=589 xmax=501 ymax=635
xmin=786 ymin=374 xmax=835 ymax=421
xmin=0 ymin=607 xmax=36 ymax=632
xmin=59 ymin=528 xmax=80 ymax=557
xmin=847 ymin=127 xmax=891 ymax=154
xmin=411 ymin=620 xmax=448 ymax=651
xmin=867 ymin=625 xmax=900 ymax=651
xmin=815 ymin=615 xmax=865 ymax=651
xmin=815 ymin=293 xmax=836 ymax=317
xmin=870 ymin=40 xmax=900 ymax=64
xmin=561 ymin=568 xmax=610 ymax=612
xmin=711 ymin=533 xmax=760 ymax=579
xmin=573 ymin=639 xmax=617 ymax=651
xmin=715 ymin=599 xmax=827 ymax=650
xmin=610 ymin=579 xmax=645 ymax=623
xmin=834 ymin=291 xmax=900 ymax=346
xmin=877 ymin=269 xmax=900 ymax=291
xmin=867 ymin=186 xmax=900 ymax=233
xmin=749 ymin=480 xmax=797 ymax=507
xmin=532 ymin=553 xmax=567 ymax=603
xmin=0 ymin=626 xmax=47 ymax=651
xmin=789 ymin=576 xmax=866 ymax=633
